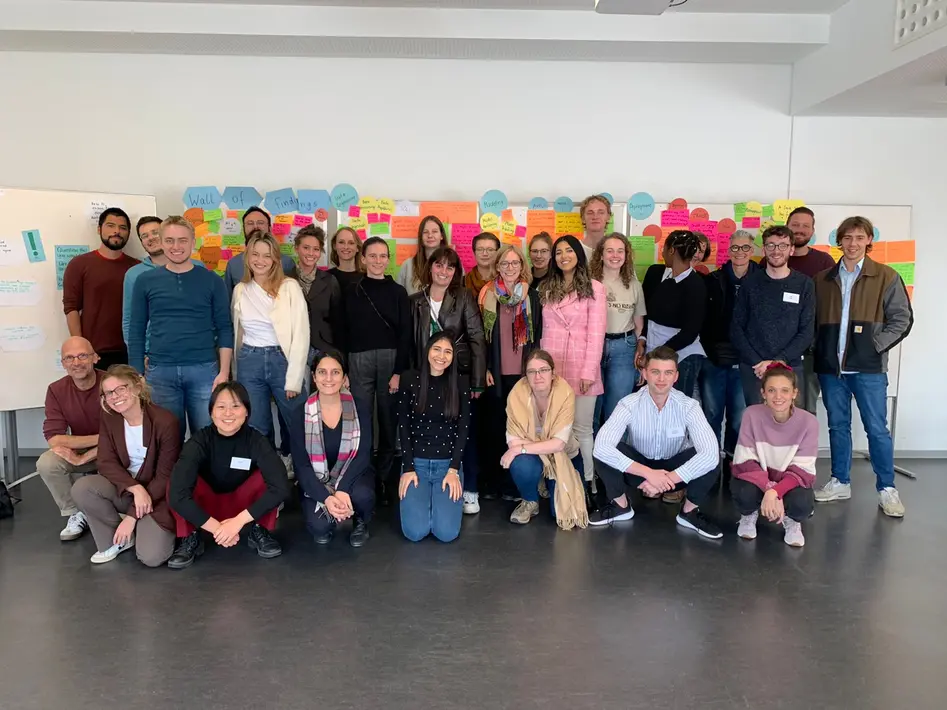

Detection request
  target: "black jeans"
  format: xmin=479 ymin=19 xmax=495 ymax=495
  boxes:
xmin=595 ymin=443 xmax=718 ymax=508
xmin=348 ymin=349 xmax=398 ymax=485
xmin=730 ymin=478 xmax=814 ymax=522
xmin=482 ymin=374 xmax=520 ymax=497
xmin=96 ymin=348 xmax=128 ymax=371
xmin=302 ymin=474 xmax=375 ymax=537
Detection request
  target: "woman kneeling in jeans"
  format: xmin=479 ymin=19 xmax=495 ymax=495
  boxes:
xmin=501 ymin=350 xmax=589 ymax=530
xmin=398 ymin=330 xmax=471 ymax=542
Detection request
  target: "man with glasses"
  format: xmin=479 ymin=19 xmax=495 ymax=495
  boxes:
xmin=699 ymin=230 xmax=758 ymax=464
xmin=731 ymin=226 xmax=815 ymax=406
xmin=38 ymin=337 xmax=106 ymax=541
xmin=465 ymin=232 xmax=500 ymax=300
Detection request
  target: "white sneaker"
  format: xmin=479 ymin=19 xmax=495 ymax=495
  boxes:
xmin=90 ymin=535 xmax=135 ymax=564
xmin=462 ymin=491 xmax=480 ymax=515
xmin=60 ymin=511 xmax=88 ymax=541
xmin=814 ymin=477 xmax=852 ymax=502
xmin=737 ymin=511 xmax=759 ymax=540
xmin=879 ymin=487 xmax=905 ymax=518
xmin=782 ymin=517 xmax=805 ymax=547
xmin=281 ymin=454 xmax=295 ymax=480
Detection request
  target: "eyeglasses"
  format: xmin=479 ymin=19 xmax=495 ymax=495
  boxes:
xmin=62 ymin=353 xmax=93 ymax=364
xmin=526 ymin=367 xmax=552 ymax=376
xmin=498 ymin=261 xmax=521 ymax=269
xmin=102 ymin=384 xmax=131 ymax=400
xmin=764 ymin=243 xmax=791 ymax=252
xmin=530 ymin=249 xmax=551 ymax=257
xmin=474 ymin=247 xmax=497 ymax=255
xmin=729 ymin=244 xmax=753 ymax=253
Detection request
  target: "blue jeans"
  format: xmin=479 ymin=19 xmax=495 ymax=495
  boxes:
xmin=147 ymin=361 xmax=217 ymax=442
xmin=597 ymin=335 xmax=640 ymax=430
xmin=699 ymin=361 xmax=746 ymax=456
xmin=236 ymin=345 xmax=305 ymax=459
xmin=509 ymin=452 xmax=584 ymax=518
xmin=400 ymin=458 xmax=463 ymax=543
xmin=675 ymin=354 xmax=705 ymax=400
xmin=819 ymin=372 xmax=895 ymax=491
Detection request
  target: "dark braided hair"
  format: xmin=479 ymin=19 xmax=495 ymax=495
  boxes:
xmin=666 ymin=230 xmax=701 ymax=263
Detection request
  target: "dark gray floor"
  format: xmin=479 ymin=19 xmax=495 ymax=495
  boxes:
xmin=1 ymin=458 xmax=945 ymax=710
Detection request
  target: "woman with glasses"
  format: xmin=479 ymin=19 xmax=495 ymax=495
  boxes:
xmin=478 ymin=244 xmax=543 ymax=500
xmin=699 ymin=230 xmax=758 ymax=465
xmin=528 ymin=232 xmax=554 ymax=293
xmin=398 ymin=216 xmax=448 ymax=296
xmin=409 ymin=246 xmax=487 ymax=513
xmin=539 ymin=235 xmax=607 ymax=484
xmin=345 ymin=237 xmax=412 ymax=501
xmin=465 ymin=232 xmax=500 ymax=300
xmin=71 ymin=365 xmax=180 ymax=566
xmin=589 ymin=233 xmax=647 ymax=425
xmin=500 ymin=350 xmax=588 ymax=529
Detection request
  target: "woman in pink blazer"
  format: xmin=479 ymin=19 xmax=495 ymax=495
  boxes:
xmin=539 ymin=235 xmax=607 ymax=481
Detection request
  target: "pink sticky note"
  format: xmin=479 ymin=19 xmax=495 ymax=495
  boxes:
xmin=220 ymin=249 xmax=233 ymax=260
xmin=660 ymin=209 xmax=690 ymax=228
xmin=715 ymin=237 xmax=731 ymax=266
xmin=293 ymin=214 xmax=314 ymax=227
xmin=514 ymin=225 xmax=527 ymax=238
xmin=348 ymin=205 xmax=361 ymax=218
xmin=367 ymin=213 xmax=380 ymax=224
xmin=380 ymin=213 xmax=391 ymax=223
xmin=356 ymin=229 xmax=367 ymax=240
xmin=742 ymin=217 xmax=761 ymax=229
xmin=272 ymin=223 xmax=291 ymax=237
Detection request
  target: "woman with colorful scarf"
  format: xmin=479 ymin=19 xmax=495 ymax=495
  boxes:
xmin=293 ymin=351 xmax=373 ymax=548
xmin=478 ymin=244 xmax=543 ymax=500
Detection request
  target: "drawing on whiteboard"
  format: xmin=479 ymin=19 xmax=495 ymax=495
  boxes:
xmin=0 ymin=280 xmax=43 ymax=307
xmin=0 ymin=325 xmax=46 ymax=352
xmin=21 ymin=228 xmax=47 ymax=262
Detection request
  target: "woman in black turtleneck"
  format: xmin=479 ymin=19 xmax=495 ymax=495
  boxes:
xmin=167 ymin=381 xmax=290 ymax=569
xmin=398 ymin=330 xmax=471 ymax=543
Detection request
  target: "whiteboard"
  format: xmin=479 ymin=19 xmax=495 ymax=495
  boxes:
xmin=0 ymin=187 xmax=157 ymax=411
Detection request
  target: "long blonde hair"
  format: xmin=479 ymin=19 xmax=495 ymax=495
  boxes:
xmin=590 ymin=233 xmax=636 ymax=288
xmin=242 ymin=231 xmax=285 ymax=297
xmin=100 ymin=365 xmax=152 ymax=415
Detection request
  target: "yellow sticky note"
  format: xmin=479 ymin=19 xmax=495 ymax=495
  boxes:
xmin=349 ymin=216 xmax=368 ymax=231
xmin=501 ymin=220 xmax=517 ymax=236
xmin=191 ymin=251 xmax=202 ymax=261
xmin=772 ymin=199 xmax=805 ymax=225
xmin=830 ymin=247 xmax=844 ymax=261
xmin=377 ymin=198 xmax=395 ymax=215
xmin=194 ymin=222 xmax=210 ymax=238
xmin=480 ymin=213 xmax=499 ymax=231
xmin=217 ymin=260 xmax=228 ymax=271
xmin=358 ymin=196 xmax=378 ymax=214
xmin=231 ymin=245 xmax=246 ymax=255
xmin=744 ymin=201 xmax=763 ymax=219
xmin=555 ymin=212 xmax=583 ymax=235
xmin=203 ymin=234 xmax=222 ymax=248
xmin=274 ymin=214 xmax=293 ymax=225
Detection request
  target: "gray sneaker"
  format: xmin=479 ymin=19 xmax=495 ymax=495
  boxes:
xmin=510 ymin=500 xmax=539 ymax=525
xmin=879 ymin=487 xmax=905 ymax=518
xmin=814 ymin=477 xmax=852 ymax=502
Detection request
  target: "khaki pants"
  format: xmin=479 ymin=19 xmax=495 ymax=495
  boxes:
xmin=71 ymin=475 xmax=175 ymax=568
xmin=37 ymin=450 xmax=97 ymax=516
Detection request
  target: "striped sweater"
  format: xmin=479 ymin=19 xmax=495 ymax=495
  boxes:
xmin=731 ymin=404 xmax=818 ymax=499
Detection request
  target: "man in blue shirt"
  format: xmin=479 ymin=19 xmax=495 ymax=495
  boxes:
xmin=129 ymin=216 xmax=234 ymax=441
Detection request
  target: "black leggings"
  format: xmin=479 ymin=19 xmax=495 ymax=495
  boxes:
xmin=594 ymin=443 xmax=718 ymax=508
xmin=730 ymin=478 xmax=814 ymax=522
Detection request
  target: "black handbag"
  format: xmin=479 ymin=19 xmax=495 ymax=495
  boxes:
xmin=0 ymin=481 xmax=15 ymax=519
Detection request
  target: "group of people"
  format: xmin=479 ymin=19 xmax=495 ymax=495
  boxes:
xmin=36 ymin=195 xmax=913 ymax=568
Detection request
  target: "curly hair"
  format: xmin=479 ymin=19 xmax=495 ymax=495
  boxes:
xmin=540 ymin=235 xmax=595 ymax=304
xmin=579 ymin=195 xmax=612 ymax=225
xmin=589 ymin=232 xmax=635 ymax=288
xmin=665 ymin=230 xmax=701 ymax=263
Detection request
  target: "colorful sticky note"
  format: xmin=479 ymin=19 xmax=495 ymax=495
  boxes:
xmin=772 ymin=199 xmax=805 ymax=225
xmin=272 ymin=223 xmax=291 ymax=237
xmin=742 ymin=217 xmax=761 ymax=229
xmin=348 ymin=205 xmax=361 ymax=218
xmin=369 ymin=222 xmax=390 ymax=236
xmin=555 ymin=212 xmax=583 ymax=235
xmin=449 ymin=223 xmax=481 ymax=272
xmin=293 ymin=214 xmax=314 ymax=228
xmin=717 ymin=218 xmax=737 ymax=236
xmin=501 ymin=220 xmax=517 ymax=237
xmin=642 ymin=224 xmax=663 ymax=240
xmin=514 ymin=225 xmax=527 ymax=238
xmin=183 ymin=208 xmax=204 ymax=226
xmin=907 ymin=286 xmax=914 ymax=301
xmin=377 ymin=198 xmax=395 ymax=215
xmin=222 ymin=234 xmax=243 ymax=247
xmin=349 ymin=216 xmax=368 ymax=232
xmin=358 ymin=196 xmax=378 ymax=214
xmin=274 ymin=214 xmax=293 ymax=225
xmin=21 ymin=229 xmax=46 ymax=263
xmin=315 ymin=208 xmax=329 ymax=223
xmin=367 ymin=213 xmax=380 ymax=224
xmin=669 ymin=198 xmax=688 ymax=211
xmin=220 ymin=217 xmax=242 ymax=237
xmin=529 ymin=197 xmax=549 ymax=210
xmin=380 ymin=213 xmax=391 ymax=224
xmin=296 ymin=189 xmax=331 ymax=214
xmin=744 ymin=201 xmax=763 ymax=219
xmin=889 ymin=262 xmax=915 ymax=285
xmin=206 ymin=221 xmax=220 ymax=234
xmin=553 ymin=196 xmax=574 ymax=214
xmin=221 ymin=186 xmax=263 ymax=210
xmin=331 ymin=183 xmax=360 ymax=211
xmin=202 ymin=208 xmax=223 ymax=222
xmin=480 ymin=213 xmax=499 ymax=231
xmin=885 ymin=240 xmax=915 ymax=263
xmin=418 ymin=202 xmax=478 ymax=225
xmin=526 ymin=210 xmax=556 ymax=238
xmin=55 ymin=244 xmax=89 ymax=290
xmin=391 ymin=216 xmax=422 ymax=239
xmin=395 ymin=243 xmax=418 ymax=266
xmin=203 ymin=234 xmax=222 ymax=248
xmin=733 ymin=203 xmax=747 ymax=221
xmin=627 ymin=192 xmax=656 ymax=221
xmin=690 ymin=207 xmax=709 ymax=222
xmin=182 ymin=186 xmax=221 ymax=209
xmin=279 ymin=243 xmax=295 ymax=257
xmin=480 ymin=189 xmax=508 ymax=215
xmin=194 ymin=222 xmax=210 ymax=238
xmin=660 ymin=210 xmax=690 ymax=228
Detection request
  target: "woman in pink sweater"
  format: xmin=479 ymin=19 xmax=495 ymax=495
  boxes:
xmin=731 ymin=363 xmax=818 ymax=547
xmin=539 ymin=235 xmax=606 ymax=481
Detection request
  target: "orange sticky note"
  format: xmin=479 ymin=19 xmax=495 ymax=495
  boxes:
xmin=669 ymin=197 xmax=688 ymax=211
xmin=870 ymin=242 xmax=888 ymax=263
xmin=203 ymin=234 xmax=222 ymax=248
xmin=526 ymin=210 xmax=556 ymax=236
xmin=501 ymin=209 xmax=514 ymax=223
xmin=396 ymin=243 xmax=418 ymax=265
xmin=184 ymin=208 xmax=204 ymax=225
xmin=194 ymin=222 xmax=210 ymax=238
xmin=419 ymin=201 xmax=478 ymax=225
xmin=884 ymin=240 xmax=915 ymax=263
xmin=391 ymin=216 xmax=422 ymax=239
xmin=907 ymin=285 xmax=914 ymax=301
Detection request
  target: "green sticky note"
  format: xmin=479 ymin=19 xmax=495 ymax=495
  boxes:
xmin=194 ymin=237 xmax=203 ymax=249
xmin=279 ymin=243 xmax=295 ymax=256
xmin=206 ymin=220 xmax=220 ymax=233
xmin=762 ymin=204 xmax=773 ymax=219
xmin=222 ymin=234 xmax=243 ymax=247
xmin=889 ymin=262 xmax=914 ymax=285
xmin=734 ymin=202 xmax=747 ymax=221
xmin=203 ymin=208 xmax=223 ymax=221
xmin=369 ymin=222 xmax=391 ymax=236
xmin=384 ymin=239 xmax=398 ymax=277
xmin=634 ymin=263 xmax=650 ymax=283
xmin=629 ymin=236 xmax=655 ymax=252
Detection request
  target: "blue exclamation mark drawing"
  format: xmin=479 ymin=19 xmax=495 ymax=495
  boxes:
xmin=22 ymin=229 xmax=47 ymax=263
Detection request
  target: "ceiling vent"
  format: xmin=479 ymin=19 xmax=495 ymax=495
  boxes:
xmin=894 ymin=0 xmax=947 ymax=46
xmin=594 ymin=0 xmax=675 ymax=15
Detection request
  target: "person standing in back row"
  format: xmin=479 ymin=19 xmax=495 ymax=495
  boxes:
xmin=129 ymin=216 xmax=233 ymax=442
xmin=786 ymin=206 xmax=836 ymax=415
xmin=579 ymin=195 xmax=612 ymax=258
xmin=731 ymin=226 xmax=815 ymax=407
xmin=63 ymin=207 xmax=140 ymax=370
xmin=812 ymin=216 xmax=913 ymax=518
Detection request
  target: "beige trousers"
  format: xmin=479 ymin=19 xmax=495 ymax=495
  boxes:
xmin=37 ymin=449 xmax=97 ymax=516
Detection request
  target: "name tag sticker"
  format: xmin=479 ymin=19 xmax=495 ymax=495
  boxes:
xmin=854 ymin=325 xmax=863 ymax=333
xmin=783 ymin=292 xmax=800 ymax=304
xmin=230 ymin=456 xmax=251 ymax=471
xmin=667 ymin=427 xmax=685 ymax=438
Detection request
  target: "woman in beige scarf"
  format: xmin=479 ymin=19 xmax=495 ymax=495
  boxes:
xmin=501 ymin=350 xmax=589 ymax=530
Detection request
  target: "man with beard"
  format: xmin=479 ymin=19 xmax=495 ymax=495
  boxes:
xmin=579 ymin=194 xmax=611 ymax=258
xmin=122 ymin=216 xmax=204 ymax=348
xmin=63 ymin=207 xmax=140 ymax=370
xmin=731 ymin=226 xmax=815 ymax=406
xmin=223 ymin=206 xmax=295 ymax=295
xmin=129 ymin=216 xmax=233 ymax=442
xmin=785 ymin=206 xmax=835 ymax=414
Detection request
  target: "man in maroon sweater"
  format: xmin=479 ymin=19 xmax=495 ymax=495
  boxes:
xmin=39 ymin=337 xmax=106 ymax=542
xmin=62 ymin=207 xmax=140 ymax=370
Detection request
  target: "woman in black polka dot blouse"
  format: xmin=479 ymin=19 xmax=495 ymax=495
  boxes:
xmin=397 ymin=330 xmax=471 ymax=543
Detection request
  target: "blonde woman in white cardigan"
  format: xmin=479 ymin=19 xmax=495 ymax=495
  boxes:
xmin=232 ymin=231 xmax=310 ymax=459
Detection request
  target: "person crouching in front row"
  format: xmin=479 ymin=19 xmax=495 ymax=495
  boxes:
xmin=398 ymin=330 xmax=471 ymax=543
xmin=167 ymin=381 xmax=290 ymax=568
xmin=591 ymin=346 xmax=722 ymax=539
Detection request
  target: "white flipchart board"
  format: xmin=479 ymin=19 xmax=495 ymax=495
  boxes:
xmin=0 ymin=187 xmax=157 ymax=411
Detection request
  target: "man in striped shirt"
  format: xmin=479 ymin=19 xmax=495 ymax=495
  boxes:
xmin=591 ymin=346 xmax=722 ymax=538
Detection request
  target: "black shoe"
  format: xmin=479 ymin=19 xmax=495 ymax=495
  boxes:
xmin=167 ymin=531 xmax=204 ymax=569
xmin=247 ymin=523 xmax=283 ymax=558
xmin=501 ymin=493 xmax=520 ymax=502
xmin=481 ymin=492 xmax=499 ymax=501
xmin=349 ymin=519 xmax=370 ymax=548
xmin=676 ymin=507 xmax=723 ymax=539
xmin=588 ymin=500 xmax=635 ymax=526
xmin=313 ymin=530 xmax=334 ymax=545
xmin=376 ymin=480 xmax=391 ymax=507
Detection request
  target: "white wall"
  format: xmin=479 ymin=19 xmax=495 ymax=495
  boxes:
xmin=1 ymin=53 xmax=943 ymax=453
